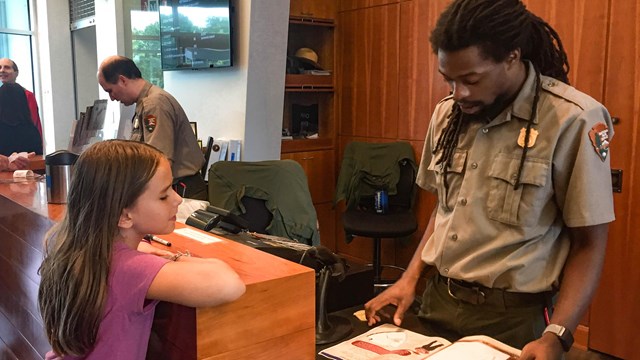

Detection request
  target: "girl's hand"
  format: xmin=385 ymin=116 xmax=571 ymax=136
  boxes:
xmin=45 ymin=350 xmax=64 ymax=360
xmin=137 ymin=240 xmax=174 ymax=258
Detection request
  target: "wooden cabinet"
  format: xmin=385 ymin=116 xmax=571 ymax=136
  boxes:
xmin=290 ymin=0 xmax=336 ymax=19
xmin=281 ymin=149 xmax=337 ymax=251
xmin=281 ymin=149 xmax=335 ymax=204
xmin=588 ymin=0 xmax=640 ymax=358
xmin=338 ymin=3 xmax=401 ymax=139
xmin=282 ymin=90 xmax=335 ymax=153
xmin=524 ymin=1 xmax=640 ymax=357
xmin=283 ymin=16 xmax=335 ymax=154
xmin=282 ymin=1 xmax=338 ymax=250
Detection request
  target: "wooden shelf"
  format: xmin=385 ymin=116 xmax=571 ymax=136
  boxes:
xmin=282 ymin=11 xmax=335 ymax=153
xmin=285 ymin=74 xmax=334 ymax=91
xmin=281 ymin=138 xmax=334 ymax=153
xmin=289 ymin=16 xmax=335 ymax=27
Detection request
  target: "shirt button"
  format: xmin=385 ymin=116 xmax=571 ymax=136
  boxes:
xmin=450 ymin=234 xmax=458 ymax=241
xmin=482 ymin=128 xmax=489 ymax=134
xmin=444 ymin=268 xmax=449 ymax=274
xmin=471 ymin=162 xmax=478 ymax=169
xmin=459 ymin=198 xmax=467 ymax=206
xmin=511 ymin=173 xmax=518 ymax=180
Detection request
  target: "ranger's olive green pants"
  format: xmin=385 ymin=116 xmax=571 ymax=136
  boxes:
xmin=418 ymin=274 xmax=551 ymax=350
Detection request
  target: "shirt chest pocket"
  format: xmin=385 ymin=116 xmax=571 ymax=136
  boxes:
xmin=487 ymin=153 xmax=551 ymax=226
xmin=428 ymin=150 xmax=467 ymax=211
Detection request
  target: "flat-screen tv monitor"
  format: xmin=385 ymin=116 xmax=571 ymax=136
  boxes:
xmin=159 ymin=0 xmax=232 ymax=70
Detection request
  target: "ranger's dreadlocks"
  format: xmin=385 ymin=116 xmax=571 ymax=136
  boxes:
xmin=429 ymin=0 xmax=570 ymax=191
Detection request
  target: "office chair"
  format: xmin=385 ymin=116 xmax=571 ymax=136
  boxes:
xmin=335 ymin=141 xmax=418 ymax=288
xmin=207 ymin=159 xmax=320 ymax=246
xmin=201 ymin=136 xmax=214 ymax=179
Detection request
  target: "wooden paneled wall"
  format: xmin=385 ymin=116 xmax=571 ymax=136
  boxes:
xmin=589 ymin=0 xmax=640 ymax=358
xmin=335 ymin=0 xmax=449 ymax=275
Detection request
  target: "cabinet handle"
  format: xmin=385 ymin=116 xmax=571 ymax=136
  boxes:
xmin=301 ymin=157 xmax=315 ymax=160
xmin=612 ymin=169 xmax=622 ymax=193
xmin=611 ymin=116 xmax=620 ymax=125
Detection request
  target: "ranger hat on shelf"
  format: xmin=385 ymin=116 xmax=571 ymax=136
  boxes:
xmin=294 ymin=47 xmax=324 ymax=70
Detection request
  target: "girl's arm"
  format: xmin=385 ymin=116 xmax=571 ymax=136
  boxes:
xmin=146 ymin=255 xmax=246 ymax=308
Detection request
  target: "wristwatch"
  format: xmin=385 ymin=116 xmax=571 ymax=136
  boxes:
xmin=543 ymin=324 xmax=574 ymax=352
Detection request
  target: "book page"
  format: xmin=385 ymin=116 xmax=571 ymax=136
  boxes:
xmin=426 ymin=335 xmax=520 ymax=360
xmin=319 ymin=324 xmax=451 ymax=360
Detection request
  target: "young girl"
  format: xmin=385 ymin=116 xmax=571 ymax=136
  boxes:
xmin=38 ymin=140 xmax=245 ymax=359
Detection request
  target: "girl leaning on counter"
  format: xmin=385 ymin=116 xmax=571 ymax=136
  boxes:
xmin=38 ymin=140 xmax=245 ymax=360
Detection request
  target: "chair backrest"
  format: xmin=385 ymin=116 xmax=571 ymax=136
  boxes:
xmin=335 ymin=141 xmax=417 ymax=211
xmin=208 ymin=159 xmax=320 ymax=246
xmin=239 ymin=196 xmax=273 ymax=233
xmin=389 ymin=159 xmax=416 ymax=210
xmin=355 ymin=158 xmax=416 ymax=213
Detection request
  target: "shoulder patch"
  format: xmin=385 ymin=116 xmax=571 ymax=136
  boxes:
xmin=588 ymin=122 xmax=610 ymax=161
xmin=144 ymin=115 xmax=157 ymax=133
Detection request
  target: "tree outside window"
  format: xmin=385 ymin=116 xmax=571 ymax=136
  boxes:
xmin=0 ymin=0 xmax=35 ymax=92
xmin=131 ymin=10 xmax=163 ymax=88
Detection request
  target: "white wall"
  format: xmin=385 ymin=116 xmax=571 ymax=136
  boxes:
xmin=36 ymin=1 xmax=75 ymax=154
xmin=243 ymin=0 xmax=288 ymax=160
xmin=72 ymin=26 xmax=99 ymax=118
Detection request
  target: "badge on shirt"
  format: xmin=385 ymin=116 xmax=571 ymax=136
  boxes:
xmin=144 ymin=115 xmax=157 ymax=133
xmin=517 ymin=127 xmax=538 ymax=148
xmin=589 ymin=122 xmax=610 ymax=161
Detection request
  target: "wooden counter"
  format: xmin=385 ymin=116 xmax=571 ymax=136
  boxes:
xmin=0 ymin=172 xmax=315 ymax=360
xmin=29 ymin=155 xmax=45 ymax=171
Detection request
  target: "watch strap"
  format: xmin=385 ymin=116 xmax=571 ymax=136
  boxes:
xmin=543 ymin=324 xmax=574 ymax=352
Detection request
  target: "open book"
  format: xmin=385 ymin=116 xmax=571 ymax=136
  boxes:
xmin=319 ymin=324 xmax=520 ymax=360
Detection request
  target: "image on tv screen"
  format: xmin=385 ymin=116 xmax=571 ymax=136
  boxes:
xmin=159 ymin=0 xmax=232 ymax=70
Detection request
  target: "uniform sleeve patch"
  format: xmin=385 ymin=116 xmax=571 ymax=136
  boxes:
xmin=588 ymin=122 xmax=610 ymax=161
xmin=144 ymin=115 xmax=157 ymax=133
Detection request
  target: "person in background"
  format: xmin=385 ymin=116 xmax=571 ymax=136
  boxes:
xmin=364 ymin=0 xmax=614 ymax=359
xmin=0 ymin=57 xmax=43 ymax=138
xmin=97 ymin=55 xmax=207 ymax=200
xmin=0 ymin=82 xmax=43 ymax=156
xmin=38 ymin=140 xmax=245 ymax=360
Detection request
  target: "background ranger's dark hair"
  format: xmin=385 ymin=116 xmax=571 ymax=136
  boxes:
xmin=429 ymin=0 xmax=569 ymax=191
xmin=100 ymin=56 xmax=143 ymax=84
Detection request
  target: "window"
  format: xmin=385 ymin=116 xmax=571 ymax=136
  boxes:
xmin=0 ymin=0 xmax=35 ymax=92
xmin=131 ymin=9 xmax=163 ymax=88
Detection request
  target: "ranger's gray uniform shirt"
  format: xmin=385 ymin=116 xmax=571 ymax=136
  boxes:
xmin=417 ymin=62 xmax=615 ymax=293
xmin=131 ymin=81 xmax=204 ymax=180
